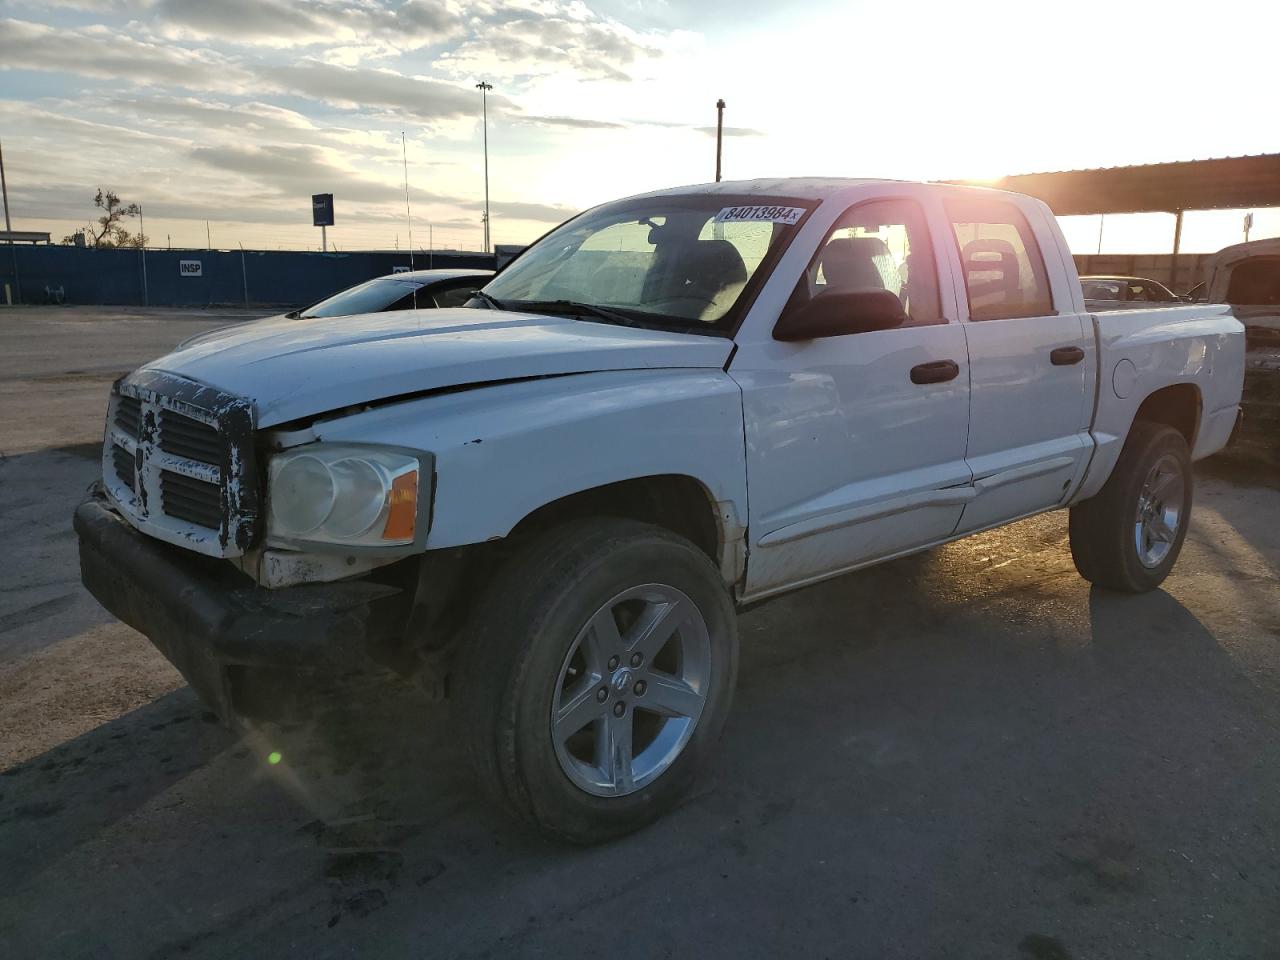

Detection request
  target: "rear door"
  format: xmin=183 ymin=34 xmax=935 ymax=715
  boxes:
xmin=947 ymin=196 xmax=1095 ymax=533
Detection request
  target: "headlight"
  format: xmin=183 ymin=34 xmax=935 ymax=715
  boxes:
xmin=267 ymin=444 xmax=427 ymax=549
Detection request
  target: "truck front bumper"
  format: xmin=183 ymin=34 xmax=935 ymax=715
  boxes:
xmin=74 ymin=492 xmax=405 ymax=723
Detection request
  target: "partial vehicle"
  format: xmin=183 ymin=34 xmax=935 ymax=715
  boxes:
xmin=1203 ymin=238 xmax=1280 ymax=459
xmin=284 ymin=268 xmax=493 ymax=319
xmin=76 ymin=179 xmax=1245 ymax=843
xmin=1081 ymin=274 xmax=1183 ymax=304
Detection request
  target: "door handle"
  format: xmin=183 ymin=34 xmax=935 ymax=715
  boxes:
xmin=1050 ymin=346 xmax=1085 ymax=365
xmin=910 ymin=360 xmax=960 ymax=385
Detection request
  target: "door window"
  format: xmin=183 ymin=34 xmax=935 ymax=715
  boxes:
xmin=947 ymin=200 xmax=1054 ymax=320
xmin=792 ymin=199 xmax=942 ymax=326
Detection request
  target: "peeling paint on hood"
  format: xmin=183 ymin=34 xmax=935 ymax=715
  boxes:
xmin=138 ymin=307 xmax=735 ymax=427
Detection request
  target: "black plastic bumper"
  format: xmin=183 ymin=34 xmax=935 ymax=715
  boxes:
xmin=74 ymin=494 xmax=404 ymax=721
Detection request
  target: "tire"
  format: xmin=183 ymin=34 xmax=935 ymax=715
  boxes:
xmin=1069 ymin=422 xmax=1193 ymax=592
xmin=453 ymin=518 xmax=739 ymax=844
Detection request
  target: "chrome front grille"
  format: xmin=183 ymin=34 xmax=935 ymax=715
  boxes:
xmin=101 ymin=371 xmax=259 ymax=558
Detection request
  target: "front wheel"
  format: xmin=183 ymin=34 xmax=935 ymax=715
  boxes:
xmin=1069 ymin=422 xmax=1193 ymax=592
xmin=454 ymin=519 xmax=738 ymax=843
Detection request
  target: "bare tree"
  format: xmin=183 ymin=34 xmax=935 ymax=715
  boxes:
xmin=62 ymin=189 xmax=148 ymax=248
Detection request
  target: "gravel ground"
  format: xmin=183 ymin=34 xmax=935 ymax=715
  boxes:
xmin=0 ymin=305 xmax=1277 ymax=960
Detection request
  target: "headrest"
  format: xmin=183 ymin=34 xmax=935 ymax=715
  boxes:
xmin=681 ymin=238 xmax=748 ymax=285
xmin=962 ymin=238 xmax=1017 ymax=267
xmin=820 ymin=236 xmax=895 ymax=290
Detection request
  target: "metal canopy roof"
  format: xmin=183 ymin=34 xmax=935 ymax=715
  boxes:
xmin=953 ymin=154 xmax=1280 ymax=216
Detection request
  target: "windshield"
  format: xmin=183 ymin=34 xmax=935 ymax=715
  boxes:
xmin=483 ymin=195 xmax=812 ymax=331
xmin=299 ymin=277 xmax=423 ymax=318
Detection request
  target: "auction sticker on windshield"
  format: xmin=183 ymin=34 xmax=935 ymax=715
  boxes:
xmin=714 ymin=205 xmax=806 ymax=225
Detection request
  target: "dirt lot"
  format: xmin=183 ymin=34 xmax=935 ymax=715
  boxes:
xmin=1 ymin=305 xmax=1278 ymax=959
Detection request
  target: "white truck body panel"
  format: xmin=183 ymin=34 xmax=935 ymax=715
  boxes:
xmin=101 ymin=177 xmax=1245 ymax=601
xmin=145 ymin=308 xmax=733 ymax=428
xmin=301 ymin=369 xmax=749 ymax=570
xmin=1076 ymin=306 xmax=1243 ymax=501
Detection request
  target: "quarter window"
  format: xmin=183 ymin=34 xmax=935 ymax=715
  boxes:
xmin=948 ymin=200 xmax=1054 ymax=320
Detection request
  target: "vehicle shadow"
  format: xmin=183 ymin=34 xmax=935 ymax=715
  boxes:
xmin=3 ymin=531 xmax=1279 ymax=959
xmin=0 ymin=688 xmax=233 ymax=890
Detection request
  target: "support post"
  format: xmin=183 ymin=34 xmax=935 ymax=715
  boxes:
xmin=1170 ymin=209 xmax=1184 ymax=293
xmin=476 ymin=81 xmax=493 ymax=253
xmin=715 ymin=99 xmax=725 ymax=183
xmin=138 ymin=204 xmax=149 ymax=306
xmin=0 ymin=140 xmax=20 ymax=304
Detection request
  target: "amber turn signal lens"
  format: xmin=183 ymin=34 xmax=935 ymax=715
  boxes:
xmin=381 ymin=470 xmax=417 ymax=541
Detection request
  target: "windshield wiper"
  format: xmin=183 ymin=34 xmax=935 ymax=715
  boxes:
xmin=470 ymin=290 xmax=507 ymax=311
xmin=515 ymin=299 xmax=643 ymax=328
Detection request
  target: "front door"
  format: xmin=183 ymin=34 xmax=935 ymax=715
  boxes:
xmin=945 ymin=196 xmax=1095 ymax=533
xmin=732 ymin=197 xmax=972 ymax=599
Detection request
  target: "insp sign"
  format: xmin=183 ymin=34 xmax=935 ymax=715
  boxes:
xmin=179 ymin=260 xmax=203 ymax=277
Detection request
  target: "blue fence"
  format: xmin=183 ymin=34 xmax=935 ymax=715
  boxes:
xmin=0 ymin=245 xmax=497 ymax=307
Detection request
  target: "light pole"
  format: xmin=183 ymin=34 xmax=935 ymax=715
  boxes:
xmin=476 ymin=80 xmax=492 ymax=254
xmin=715 ymin=99 xmax=725 ymax=182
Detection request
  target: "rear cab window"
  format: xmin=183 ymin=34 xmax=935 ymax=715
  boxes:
xmin=947 ymin=199 xmax=1055 ymax=320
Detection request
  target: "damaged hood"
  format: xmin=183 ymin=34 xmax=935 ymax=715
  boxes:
xmin=139 ymin=308 xmax=734 ymax=427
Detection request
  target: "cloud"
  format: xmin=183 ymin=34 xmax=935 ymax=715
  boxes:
xmin=0 ymin=17 xmax=251 ymax=89
xmin=522 ymin=115 xmax=627 ymax=130
xmin=0 ymin=20 xmax=491 ymax=125
xmin=694 ymin=125 xmax=764 ymax=138
xmin=187 ymin=143 xmax=575 ymax=223
xmin=189 ymin=143 xmax=405 ymax=204
xmin=153 ymin=0 xmax=464 ymax=51
xmin=436 ymin=1 xmax=664 ymax=83
xmin=469 ymin=199 xmax=577 ymax=223
xmin=256 ymin=61 xmax=509 ymax=123
xmin=107 ymin=95 xmax=401 ymax=156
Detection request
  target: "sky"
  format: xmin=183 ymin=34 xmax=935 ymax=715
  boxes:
xmin=1 ymin=0 xmax=1277 ymax=255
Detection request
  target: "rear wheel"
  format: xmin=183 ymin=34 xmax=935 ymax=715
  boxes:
xmin=1069 ymin=422 xmax=1193 ymax=592
xmin=454 ymin=518 xmax=738 ymax=843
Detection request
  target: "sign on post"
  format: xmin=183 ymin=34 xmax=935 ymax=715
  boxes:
xmin=312 ymin=194 xmax=334 ymax=227
xmin=179 ymin=260 xmax=203 ymax=277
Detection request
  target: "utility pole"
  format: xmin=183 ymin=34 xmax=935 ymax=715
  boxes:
xmin=138 ymin=204 xmax=149 ymax=306
xmin=715 ymin=99 xmax=725 ymax=183
xmin=206 ymin=220 xmax=212 ymax=249
xmin=0 ymin=140 xmax=20 ymax=304
xmin=477 ymin=80 xmax=493 ymax=253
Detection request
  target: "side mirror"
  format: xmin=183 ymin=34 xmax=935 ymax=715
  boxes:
xmin=774 ymin=288 xmax=907 ymax=342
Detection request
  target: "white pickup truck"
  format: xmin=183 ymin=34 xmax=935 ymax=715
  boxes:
xmin=76 ymin=178 xmax=1245 ymax=842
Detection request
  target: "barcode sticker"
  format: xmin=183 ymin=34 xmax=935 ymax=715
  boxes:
xmin=714 ymin=205 xmax=806 ymax=225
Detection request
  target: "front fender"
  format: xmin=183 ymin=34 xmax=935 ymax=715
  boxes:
xmin=303 ymin=369 xmax=748 ymax=552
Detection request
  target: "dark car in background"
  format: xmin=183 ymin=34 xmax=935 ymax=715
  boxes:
xmin=287 ymin=268 xmax=493 ymax=319
xmin=1080 ymin=275 xmax=1183 ymax=304
xmin=1203 ymin=239 xmax=1280 ymax=460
